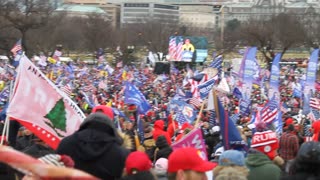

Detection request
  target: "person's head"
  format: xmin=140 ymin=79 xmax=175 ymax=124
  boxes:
xmin=91 ymin=105 xmax=114 ymax=120
xmin=125 ymin=151 xmax=152 ymax=175
xmin=79 ymin=113 xmax=123 ymax=144
xmin=168 ymin=147 xmax=215 ymax=180
xmin=124 ymin=121 xmax=133 ymax=130
xmin=213 ymin=150 xmax=248 ymax=179
xmin=251 ymin=130 xmax=279 ymax=160
xmin=154 ymin=158 xmax=168 ymax=174
xmin=290 ymin=142 xmax=320 ymax=176
xmin=218 ymin=150 xmax=245 ymax=167
xmin=287 ymin=124 xmax=295 ymax=132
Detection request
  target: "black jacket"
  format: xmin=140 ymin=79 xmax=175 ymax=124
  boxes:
xmin=155 ymin=136 xmax=172 ymax=161
xmin=56 ymin=113 xmax=129 ymax=180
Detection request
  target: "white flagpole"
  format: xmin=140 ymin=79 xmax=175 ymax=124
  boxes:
xmin=1 ymin=80 xmax=14 ymax=145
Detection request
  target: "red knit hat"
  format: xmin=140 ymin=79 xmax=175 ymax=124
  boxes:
xmin=125 ymin=151 xmax=152 ymax=175
xmin=92 ymin=105 xmax=114 ymax=120
xmin=251 ymin=130 xmax=279 ymax=160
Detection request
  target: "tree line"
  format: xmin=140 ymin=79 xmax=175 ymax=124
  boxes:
xmin=0 ymin=0 xmax=319 ymax=65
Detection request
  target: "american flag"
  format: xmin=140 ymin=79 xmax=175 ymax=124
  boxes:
xmin=11 ymin=39 xmax=22 ymax=56
xmin=116 ymin=61 xmax=123 ymax=68
xmin=303 ymin=122 xmax=312 ymax=137
xmin=169 ymin=37 xmax=176 ymax=60
xmin=280 ymin=102 xmax=289 ymax=114
xmin=98 ymin=80 xmax=107 ymax=90
xmin=209 ymin=55 xmax=223 ymax=76
xmin=310 ymin=97 xmax=320 ymax=110
xmin=310 ymin=108 xmax=320 ymax=121
xmin=188 ymin=74 xmax=208 ymax=99
xmin=189 ymin=96 xmax=202 ymax=109
xmin=52 ymin=50 xmax=62 ymax=61
xmin=82 ymin=84 xmax=96 ymax=92
xmin=60 ymin=84 xmax=72 ymax=97
xmin=209 ymin=110 xmax=217 ymax=126
xmin=261 ymin=97 xmax=278 ymax=124
xmin=175 ymin=37 xmax=183 ymax=61
xmin=176 ymin=111 xmax=188 ymax=127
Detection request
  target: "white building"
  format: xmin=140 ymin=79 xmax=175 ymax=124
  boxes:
xmin=121 ymin=3 xmax=179 ymax=25
xmin=179 ymin=4 xmax=216 ymax=30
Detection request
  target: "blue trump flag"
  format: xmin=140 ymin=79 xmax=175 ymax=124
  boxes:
xmin=217 ymin=96 xmax=245 ymax=150
xmin=124 ymin=82 xmax=151 ymax=114
xmin=197 ymin=77 xmax=216 ymax=99
xmin=303 ymin=49 xmax=319 ymax=114
xmin=242 ymin=47 xmax=257 ymax=99
xmin=268 ymin=53 xmax=281 ymax=101
xmin=233 ymin=87 xmax=242 ymax=99
xmin=239 ymin=98 xmax=251 ymax=117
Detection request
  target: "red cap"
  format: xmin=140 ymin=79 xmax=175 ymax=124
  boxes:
xmin=168 ymin=147 xmax=215 ymax=173
xmin=125 ymin=151 xmax=152 ymax=175
xmin=92 ymin=105 xmax=114 ymax=120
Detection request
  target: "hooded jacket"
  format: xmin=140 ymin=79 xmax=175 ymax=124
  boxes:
xmin=155 ymin=136 xmax=173 ymax=161
xmin=153 ymin=120 xmax=171 ymax=145
xmin=246 ymin=149 xmax=281 ymax=180
xmin=56 ymin=113 xmax=130 ymax=180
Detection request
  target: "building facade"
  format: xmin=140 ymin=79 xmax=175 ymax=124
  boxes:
xmin=179 ymin=5 xmax=216 ymax=30
xmin=121 ymin=3 xmax=179 ymax=26
xmin=63 ymin=0 xmax=121 ymax=28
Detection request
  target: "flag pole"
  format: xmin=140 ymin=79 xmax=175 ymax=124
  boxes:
xmin=213 ymin=89 xmax=220 ymax=121
xmin=195 ymin=100 xmax=206 ymax=128
xmin=1 ymin=80 xmax=14 ymax=145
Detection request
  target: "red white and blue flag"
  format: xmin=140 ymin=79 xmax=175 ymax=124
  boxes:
xmin=11 ymin=39 xmax=22 ymax=56
xmin=261 ymin=96 xmax=278 ymax=124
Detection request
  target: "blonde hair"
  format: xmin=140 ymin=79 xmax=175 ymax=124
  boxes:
xmin=213 ymin=166 xmax=249 ymax=179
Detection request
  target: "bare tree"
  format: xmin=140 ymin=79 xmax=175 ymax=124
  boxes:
xmin=82 ymin=13 xmax=114 ymax=52
xmin=239 ymin=13 xmax=305 ymax=68
xmin=0 ymin=0 xmax=53 ymax=55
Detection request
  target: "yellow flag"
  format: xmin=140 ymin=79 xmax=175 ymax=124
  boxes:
xmin=106 ymin=100 xmax=112 ymax=107
xmin=47 ymin=57 xmax=56 ymax=64
xmin=122 ymin=70 xmax=127 ymax=80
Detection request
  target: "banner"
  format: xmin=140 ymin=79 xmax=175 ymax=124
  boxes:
xmin=7 ymin=56 xmax=86 ymax=149
xmin=241 ymin=47 xmax=257 ymax=99
xmin=303 ymin=49 xmax=319 ymax=114
xmin=124 ymin=82 xmax=151 ymax=114
xmin=197 ymin=77 xmax=216 ymax=99
xmin=239 ymin=98 xmax=251 ymax=117
xmin=168 ymin=36 xmax=208 ymax=62
xmin=172 ymin=128 xmax=208 ymax=160
xmin=268 ymin=53 xmax=281 ymax=101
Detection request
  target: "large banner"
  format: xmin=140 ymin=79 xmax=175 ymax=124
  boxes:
xmin=168 ymin=36 xmax=208 ymax=62
xmin=7 ymin=56 xmax=86 ymax=149
xmin=268 ymin=53 xmax=281 ymax=101
xmin=241 ymin=47 xmax=257 ymax=99
xmin=303 ymin=49 xmax=319 ymax=114
xmin=172 ymin=128 xmax=208 ymax=160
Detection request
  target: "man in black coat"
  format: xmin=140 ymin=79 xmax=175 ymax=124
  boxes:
xmin=56 ymin=113 xmax=130 ymax=179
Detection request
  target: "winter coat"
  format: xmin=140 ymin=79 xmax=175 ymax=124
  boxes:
xmin=23 ymin=143 xmax=55 ymax=158
xmin=281 ymin=173 xmax=320 ymax=180
xmin=246 ymin=149 xmax=281 ymax=180
xmin=56 ymin=113 xmax=130 ymax=180
xmin=15 ymin=135 xmax=34 ymax=151
xmin=153 ymin=120 xmax=171 ymax=145
xmin=155 ymin=135 xmax=173 ymax=161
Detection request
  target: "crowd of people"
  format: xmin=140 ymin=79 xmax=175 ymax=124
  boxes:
xmin=0 ymin=55 xmax=319 ymax=180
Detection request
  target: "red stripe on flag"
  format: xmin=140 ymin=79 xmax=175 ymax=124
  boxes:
xmin=12 ymin=118 xmax=60 ymax=149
